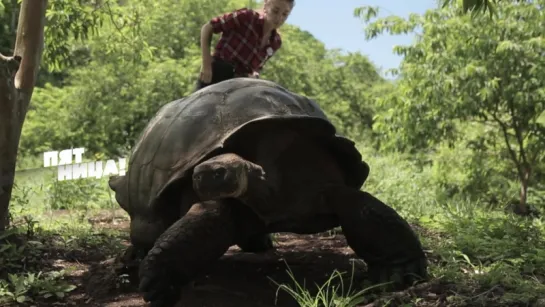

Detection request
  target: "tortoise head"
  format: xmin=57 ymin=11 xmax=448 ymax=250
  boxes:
xmin=192 ymin=153 xmax=265 ymax=200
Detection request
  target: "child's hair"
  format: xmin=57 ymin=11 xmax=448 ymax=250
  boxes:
xmin=256 ymin=0 xmax=295 ymax=16
xmin=264 ymin=0 xmax=296 ymax=7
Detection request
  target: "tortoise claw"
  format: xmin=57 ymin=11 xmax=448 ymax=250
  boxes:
xmin=237 ymin=233 xmax=274 ymax=253
xmin=366 ymin=257 xmax=428 ymax=291
xmin=138 ymin=247 xmax=181 ymax=307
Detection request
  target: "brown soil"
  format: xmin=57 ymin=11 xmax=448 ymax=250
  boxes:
xmin=81 ymin=233 xmax=366 ymax=307
xmin=7 ymin=210 xmax=446 ymax=307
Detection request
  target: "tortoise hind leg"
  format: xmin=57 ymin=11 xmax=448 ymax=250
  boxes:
xmin=138 ymin=200 xmax=236 ymax=307
xmin=325 ymin=186 xmax=428 ymax=290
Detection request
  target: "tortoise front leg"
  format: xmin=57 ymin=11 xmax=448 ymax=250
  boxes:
xmin=231 ymin=199 xmax=275 ymax=253
xmin=138 ymin=200 xmax=236 ymax=307
xmin=114 ymin=244 xmax=149 ymax=286
xmin=236 ymin=233 xmax=274 ymax=253
xmin=325 ymin=186 xmax=428 ymax=290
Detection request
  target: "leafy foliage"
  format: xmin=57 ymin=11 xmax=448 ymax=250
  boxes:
xmin=2 ymin=0 xmax=545 ymax=305
xmin=356 ymin=1 xmax=545 ymax=211
xmin=440 ymin=0 xmax=500 ymax=16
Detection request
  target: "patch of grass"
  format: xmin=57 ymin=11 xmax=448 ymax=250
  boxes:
xmin=269 ymin=206 xmax=545 ymax=306
xmin=0 ymin=169 xmax=128 ymax=305
xmin=270 ymin=261 xmax=384 ymax=307
xmin=417 ymin=209 xmax=545 ymax=306
xmin=11 ymin=166 xmax=117 ymax=225
xmin=0 ymin=226 xmax=127 ymax=305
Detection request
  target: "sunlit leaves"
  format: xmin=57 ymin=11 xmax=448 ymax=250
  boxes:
xmin=42 ymin=0 xmax=107 ymax=71
xmin=440 ymin=0 xmax=499 ymax=17
xmin=353 ymin=5 xmax=379 ymax=23
xmin=354 ymin=6 xmax=422 ymax=40
xmin=356 ymin=0 xmax=545 ymax=209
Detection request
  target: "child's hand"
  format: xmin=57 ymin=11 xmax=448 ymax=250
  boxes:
xmin=200 ymin=63 xmax=212 ymax=83
xmin=249 ymin=71 xmax=260 ymax=78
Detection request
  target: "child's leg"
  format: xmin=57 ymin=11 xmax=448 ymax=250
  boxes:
xmin=194 ymin=78 xmax=209 ymax=91
xmin=211 ymin=58 xmax=236 ymax=83
xmin=194 ymin=57 xmax=236 ymax=91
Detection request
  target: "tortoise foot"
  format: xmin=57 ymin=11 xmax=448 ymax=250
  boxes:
xmin=139 ymin=246 xmax=182 ymax=307
xmin=237 ymin=233 xmax=274 ymax=253
xmin=139 ymin=201 xmax=235 ymax=306
xmin=366 ymin=256 xmax=428 ymax=291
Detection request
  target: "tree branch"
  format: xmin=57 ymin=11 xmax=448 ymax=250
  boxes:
xmin=528 ymin=127 xmax=545 ymax=165
xmin=0 ymin=53 xmax=21 ymax=70
xmin=0 ymin=55 xmax=20 ymax=106
xmin=472 ymin=118 xmax=515 ymax=136
xmin=498 ymin=26 xmax=529 ymax=170
xmin=506 ymin=99 xmax=529 ymax=166
xmin=13 ymin=0 xmax=48 ymax=91
xmin=491 ymin=112 xmax=523 ymax=180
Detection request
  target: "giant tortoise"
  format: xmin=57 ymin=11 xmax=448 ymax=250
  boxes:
xmin=108 ymin=78 xmax=428 ymax=306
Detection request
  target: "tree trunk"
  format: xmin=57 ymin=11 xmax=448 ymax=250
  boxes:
xmin=516 ymin=166 xmax=530 ymax=215
xmin=0 ymin=0 xmax=48 ymax=231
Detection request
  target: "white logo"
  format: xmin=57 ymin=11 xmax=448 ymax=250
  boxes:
xmin=43 ymin=147 xmax=128 ymax=181
xmin=267 ymin=47 xmax=274 ymax=56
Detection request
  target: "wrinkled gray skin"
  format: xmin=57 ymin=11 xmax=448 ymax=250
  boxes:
xmin=109 ymin=78 xmax=428 ymax=307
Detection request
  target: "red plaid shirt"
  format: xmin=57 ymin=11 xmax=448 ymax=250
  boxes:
xmin=209 ymin=8 xmax=282 ymax=75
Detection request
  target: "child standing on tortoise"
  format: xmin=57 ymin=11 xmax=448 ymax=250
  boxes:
xmin=196 ymin=0 xmax=295 ymax=90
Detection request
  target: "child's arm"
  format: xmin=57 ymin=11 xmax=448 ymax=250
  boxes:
xmin=200 ymin=22 xmax=214 ymax=82
xmin=199 ymin=8 xmax=253 ymax=83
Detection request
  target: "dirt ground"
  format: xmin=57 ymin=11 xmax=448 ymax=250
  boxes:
xmin=84 ymin=233 xmax=364 ymax=307
xmin=10 ymin=210 xmax=444 ymax=307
